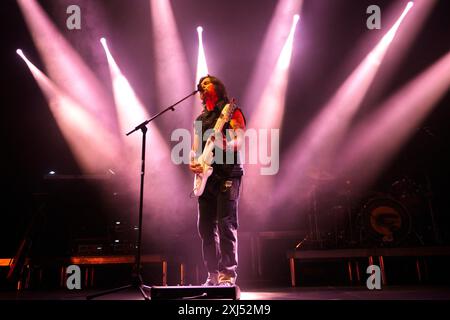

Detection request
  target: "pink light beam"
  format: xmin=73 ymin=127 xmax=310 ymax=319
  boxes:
xmin=17 ymin=49 xmax=122 ymax=174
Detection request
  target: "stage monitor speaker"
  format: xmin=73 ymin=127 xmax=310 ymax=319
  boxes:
xmin=150 ymin=285 xmax=240 ymax=300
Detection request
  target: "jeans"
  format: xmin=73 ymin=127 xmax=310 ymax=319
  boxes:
xmin=197 ymin=176 xmax=241 ymax=278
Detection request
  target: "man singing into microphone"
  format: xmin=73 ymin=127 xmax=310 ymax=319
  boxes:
xmin=189 ymin=75 xmax=246 ymax=286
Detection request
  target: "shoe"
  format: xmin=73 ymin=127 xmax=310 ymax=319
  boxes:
xmin=202 ymin=272 xmax=219 ymax=286
xmin=218 ymin=272 xmax=236 ymax=286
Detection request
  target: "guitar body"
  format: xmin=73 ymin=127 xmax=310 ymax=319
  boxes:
xmin=193 ymin=169 xmax=213 ymax=197
xmin=192 ymin=100 xmax=236 ymax=197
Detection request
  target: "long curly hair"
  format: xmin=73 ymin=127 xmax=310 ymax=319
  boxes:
xmin=197 ymin=75 xmax=229 ymax=103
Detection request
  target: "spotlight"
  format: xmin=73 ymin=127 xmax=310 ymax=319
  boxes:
xmin=16 ymin=49 xmax=23 ymax=56
xmin=16 ymin=0 xmax=115 ymax=131
xmin=49 ymin=170 xmax=56 ymax=175
xmin=195 ymin=25 xmax=209 ymax=86
xmin=407 ymin=1 xmax=414 ymax=9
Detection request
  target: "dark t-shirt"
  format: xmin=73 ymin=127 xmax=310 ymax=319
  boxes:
xmin=194 ymin=99 xmax=245 ymax=179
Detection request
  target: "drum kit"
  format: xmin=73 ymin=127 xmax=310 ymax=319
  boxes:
xmin=301 ymin=171 xmax=439 ymax=249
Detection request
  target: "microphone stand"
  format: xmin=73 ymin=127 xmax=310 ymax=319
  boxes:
xmin=87 ymin=90 xmax=198 ymax=300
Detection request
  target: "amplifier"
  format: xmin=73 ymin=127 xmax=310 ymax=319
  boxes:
xmin=72 ymin=238 xmax=107 ymax=255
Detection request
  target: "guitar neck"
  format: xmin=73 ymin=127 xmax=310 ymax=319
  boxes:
xmin=213 ymin=103 xmax=230 ymax=132
xmin=200 ymin=100 xmax=235 ymax=158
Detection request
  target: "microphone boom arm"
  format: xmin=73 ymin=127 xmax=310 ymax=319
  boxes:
xmin=126 ymin=90 xmax=198 ymax=136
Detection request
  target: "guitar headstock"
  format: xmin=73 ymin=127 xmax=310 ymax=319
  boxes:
xmin=230 ymin=97 xmax=237 ymax=112
xmin=222 ymin=98 xmax=237 ymax=122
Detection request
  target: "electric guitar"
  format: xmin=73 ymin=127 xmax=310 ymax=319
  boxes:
xmin=192 ymin=99 xmax=236 ymax=197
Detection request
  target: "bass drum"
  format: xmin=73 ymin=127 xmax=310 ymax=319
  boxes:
xmin=357 ymin=195 xmax=412 ymax=247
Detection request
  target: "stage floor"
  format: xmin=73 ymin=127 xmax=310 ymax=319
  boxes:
xmin=1 ymin=285 xmax=450 ymax=300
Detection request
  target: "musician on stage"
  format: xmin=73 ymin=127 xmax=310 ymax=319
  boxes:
xmin=189 ymin=75 xmax=246 ymax=286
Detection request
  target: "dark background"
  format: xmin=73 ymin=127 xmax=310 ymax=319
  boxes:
xmin=1 ymin=0 xmax=449 ymax=287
